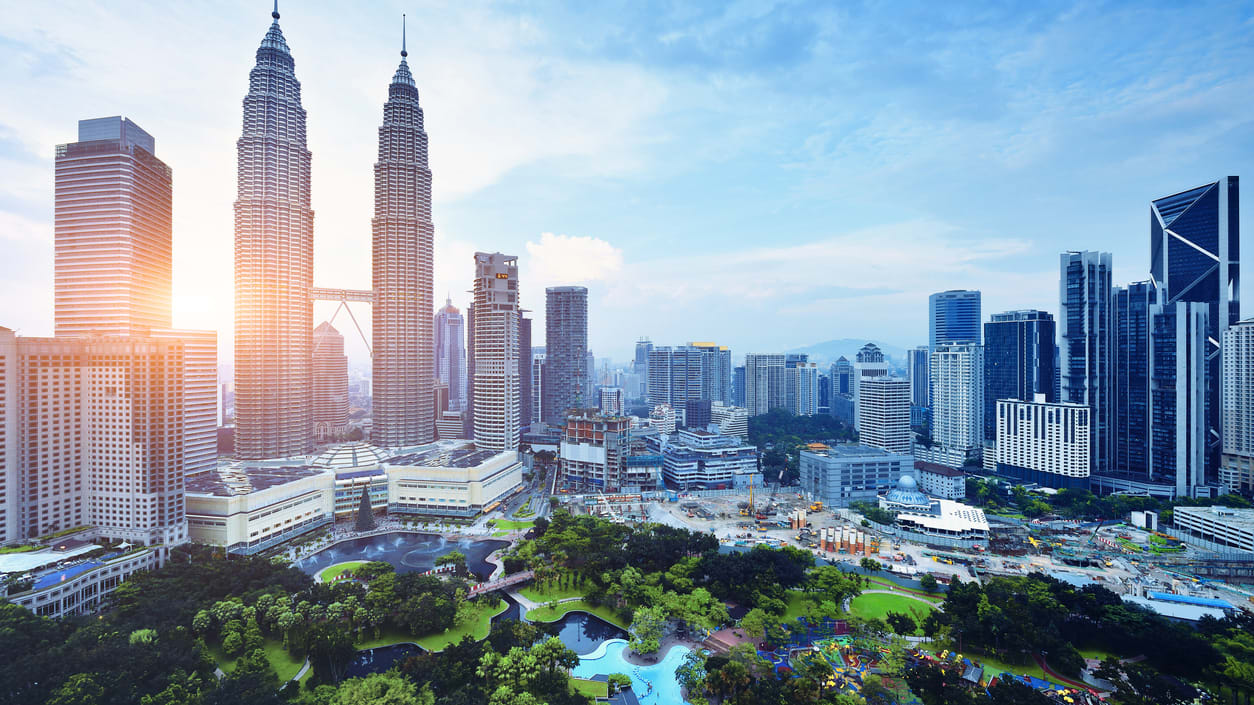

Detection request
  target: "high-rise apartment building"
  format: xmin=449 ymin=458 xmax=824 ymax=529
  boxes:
xmin=471 ymin=253 xmax=521 ymax=451
xmin=55 ymin=117 xmax=172 ymax=337
xmin=312 ymin=322 xmax=349 ymax=440
xmin=434 ymin=299 xmax=466 ymax=412
xmin=925 ymin=343 xmax=984 ymax=468
xmin=373 ymin=27 xmax=435 ymax=447
xmin=542 ymin=286 xmax=588 ymax=424
xmin=732 ymin=365 xmax=746 ymax=407
xmin=691 ymin=342 xmax=733 ymax=403
xmin=929 ymin=290 xmax=982 ymax=349
xmin=1151 ymin=178 xmax=1240 ymax=478
xmin=600 ymin=387 xmax=624 ymax=416
xmin=983 ymin=310 xmax=1056 ymax=445
xmin=908 ymin=346 xmax=929 ymax=409
xmin=744 ymin=353 xmax=785 ymax=416
xmin=859 ymin=377 xmax=912 ymax=454
xmin=234 ymin=7 xmax=314 ymax=459
xmin=0 ymin=331 xmax=189 ymax=549
xmin=1221 ymin=319 xmax=1254 ymax=492
xmin=647 ymin=346 xmax=701 ymax=407
xmin=531 ymin=351 xmax=545 ymax=427
xmin=1060 ymin=251 xmax=1114 ymax=474
xmin=634 ymin=338 xmax=653 ymax=398
xmin=852 ymin=343 xmax=890 ymax=427
xmin=786 ymin=362 xmax=820 ymax=416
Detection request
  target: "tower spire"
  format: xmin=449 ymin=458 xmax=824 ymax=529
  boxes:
xmin=401 ymin=14 xmax=407 ymax=58
xmin=272 ymin=0 xmax=279 ymax=20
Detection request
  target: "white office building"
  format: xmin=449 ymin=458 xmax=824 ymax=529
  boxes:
xmin=600 ymin=387 xmax=624 ymax=416
xmin=852 ymin=344 xmax=890 ymax=427
xmin=995 ymin=395 xmax=1091 ymax=489
xmin=711 ymin=402 xmax=749 ymax=439
xmin=650 ymin=403 xmax=677 ymax=435
xmin=658 ymin=429 xmax=760 ymax=490
xmin=859 ymin=377 xmax=912 ymax=454
xmin=471 ymin=253 xmax=521 ymax=451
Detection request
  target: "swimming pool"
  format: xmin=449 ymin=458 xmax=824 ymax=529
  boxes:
xmin=571 ymin=639 xmax=691 ymax=705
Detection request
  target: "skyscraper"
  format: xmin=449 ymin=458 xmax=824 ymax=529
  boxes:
xmin=542 ymin=286 xmax=588 ymax=424
xmin=647 ymin=346 xmax=702 ymax=408
xmin=373 ymin=20 xmax=435 ymax=447
xmin=1114 ymin=282 xmax=1156 ymax=476
xmin=55 ymin=117 xmax=172 ymax=337
xmin=1221 ymin=318 xmax=1254 ymax=492
xmin=472 ymin=253 xmax=520 ymax=450
xmin=234 ymin=6 xmax=314 ymax=459
xmin=832 ymin=356 xmax=853 ymax=395
xmin=313 ymin=322 xmax=349 ymax=441
xmin=983 ymin=310 xmax=1056 ymax=444
xmin=907 ymin=346 xmax=930 ymax=409
xmin=927 ymin=343 xmax=984 ymax=468
xmin=929 ymin=290 xmax=982 ymax=348
xmin=786 ymin=362 xmax=820 ymax=416
xmin=519 ymin=314 xmax=533 ymax=428
xmin=531 ymin=351 xmax=546 ymax=425
xmin=691 ymin=342 xmax=733 ymax=403
xmin=852 ymin=343 xmax=889 ymax=427
xmin=434 ymin=299 xmax=466 ymax=412
xmin=1151 ymin=177 xmax=1240 ymax=478
xmin=1149 ymin=302 xmax=1209 ymax=496
xmin=744 ymin=353 xmax=785 ymax=416
xmin=1060 ymin=251 xmax=1114 ymax=475
xmin=732 ymin=365 xmax=745 ymax=407
xmin=859 ymin=377 xmax=912 ymax=454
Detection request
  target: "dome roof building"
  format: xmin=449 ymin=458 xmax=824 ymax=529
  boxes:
xmin=883 ymin=473 xmax=931 ymax=509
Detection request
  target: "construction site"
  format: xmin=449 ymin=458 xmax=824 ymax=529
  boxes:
xmin=556 ymin=485 xmax=1254 ymax=615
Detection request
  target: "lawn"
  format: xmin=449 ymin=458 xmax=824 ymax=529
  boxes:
xmin=848 ymin=593 xmax=935 ymax=634
xmin=781 ymin=590 xmax=810 ymax=622
xmin=519 ymin=576 xmax=591 ymax=603
xmin=318 ymin=561 xmax=368 ymax=583
xmin=355 ymin=598 xmax=510 ymax=653
xmin=866 ymin=577 xmax=945 ymax=602
xmin=488 ymin=519 xmax=535 ymax=531
xmin=1077 ymin=647 xmax=1115 ymax=662
xmin=208 ymin=638 xmax=306 ymax=683
xmin=526 ymin=600 xmax=630 ymax=630
xmin=570 ymin=678 xmax=609 ymax=698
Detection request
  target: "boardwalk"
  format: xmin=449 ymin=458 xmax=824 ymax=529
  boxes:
xmin=470 ymin=570 xmax=534 ymax=595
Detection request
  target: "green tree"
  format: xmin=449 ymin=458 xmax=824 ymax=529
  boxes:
xmin=860 ymin=558 xmax=882 ymax=573
xmin=46 ymin=674 xmax=106 ymax=705
xmin=885 ymin=610 xmax=916 ymax=636
xmin=328 ymin=673 xmax=434 ymax=705
xmin=628 ymin=605 xmax=667 ymax=656
xmin=919 ymin=573 xmax=939 ymax=594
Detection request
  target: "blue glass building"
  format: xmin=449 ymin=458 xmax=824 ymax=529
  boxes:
xmin=982 ymin=310 xmax=1056 ymax=444
xmin=1060 ymin=251 xmax=1114 ymax=474
xmin=1150 ymin=177 xmax=1239 ymax=480
xmin=929 ymin=290 xmax=982 ymax=348
xmin=1114 ymin=282 xmax=1156 ymax=476
xmin=1149 ymin=302 xmax=1209 ymax=495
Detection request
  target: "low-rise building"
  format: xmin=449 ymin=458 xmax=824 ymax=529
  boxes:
xmin=559 ymin=413 xmax=661 ymax=492
xmin=3 ymin=543 xmax=162 ymax=619
xmin=386 ymin=441 xmax=524 ymax=517
xmin=710 ymin=402 xmax=749 ymax=438
xmin=657 ymin=429 xmax=760 ymax=490
xmin=1172 ymin=506 xmax=1254 ymax=553
xmin=800 ymin=444 xmax=913 ymax=507
xmin=879 ymin=474 xmax=989 ymax=545
xmin=916 ymin=461 xmax=965 ymax=499
xmin=186 ymin=465 xmax=335 ymax=555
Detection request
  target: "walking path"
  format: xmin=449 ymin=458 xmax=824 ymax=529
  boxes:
xmin=291 ymin=658 xmax=311 ymax=683
xmin=856 ymin=588 xmax=943 ymax=609
xmin=1033 ymin=653 xmax=1100 ymax=693
xmin=508 ymin=590 xmax=584 ymax=611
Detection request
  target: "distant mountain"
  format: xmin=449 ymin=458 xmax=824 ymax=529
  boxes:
xmin=785 ymin=338 xmax=912 ymax=369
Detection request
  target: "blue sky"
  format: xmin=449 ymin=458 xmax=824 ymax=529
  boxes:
xmin=0 ymin=0 xmax=1250 ymax=365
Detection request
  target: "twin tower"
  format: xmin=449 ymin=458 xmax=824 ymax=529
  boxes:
xmin=234 ymin=7 xmax=433 ymax=459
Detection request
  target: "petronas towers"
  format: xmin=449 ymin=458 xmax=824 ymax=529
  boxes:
xmin=233 ymin=7 xmax=434 ymax=458
xmin=372 ymin=20 xmax=435 ymax=448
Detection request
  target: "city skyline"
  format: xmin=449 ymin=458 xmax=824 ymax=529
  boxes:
xmin=1 ymin=2 xmax=1251 ymax=363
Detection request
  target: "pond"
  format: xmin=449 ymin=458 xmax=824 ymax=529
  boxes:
xmin=297 ymin=533 xmax=508 ymax=580
xmin=571 ymin=639 xmax=692 ymax=705
xmin=546 ymin=610 xmax=629 ymax=655
xmin=345 ymin=643 xmax=421 ymax=679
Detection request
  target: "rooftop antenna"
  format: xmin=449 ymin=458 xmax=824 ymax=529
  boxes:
xmin=272 ymin=0 xmax=279 ymax=20
xmin=401 ymin=13 xmax=407 ymax=58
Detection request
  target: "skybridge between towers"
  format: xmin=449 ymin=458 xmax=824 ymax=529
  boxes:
xmin=311 ymin=287 xmax=375 ymax=355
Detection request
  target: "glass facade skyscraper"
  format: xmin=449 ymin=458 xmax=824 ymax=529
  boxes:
xmin=542 ymin=286 xmax=588 ymax=424
xmin=1114 ymin=282 xmax=1156 ymax=476
xmin=929 ymin=290 xmax=982 ymax=348
xmin=1149 ymin=302 xmax=1209 ymax=496
xmin=1150 ymin=177 xmax=1239 ymax=480
xmin=983 ymin=310 xmax=1056 ymax=444
xmin=1060 ymin=251 xmax=1114 ymax=474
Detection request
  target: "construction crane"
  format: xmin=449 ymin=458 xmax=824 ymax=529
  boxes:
xmin=740 ymin=484 xmax=755 ymax=516
xmin=1087 ymin=518 xmax=1106 ymax=544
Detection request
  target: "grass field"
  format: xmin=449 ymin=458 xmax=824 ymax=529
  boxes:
xmin=488 ymin=519 xmax=534 ymax=531
xmin=318 ymin=561 xmax=368 ymax=583
xmin=849 ymin=593 xmax=935 ymax=634
xmin=570 ymin=678 xmax=609 ymax=698
xmin=781 ymin=590 xmax=810 ymax=622
xmin=526 ymin=600 xmax=630 ymax=630
xmin=866 ymin=577 xmax=945 ymax=602
xmin=208 ymin=638 xmax=306 ymax=683
xmin=1077 ymin=647 xmax=1115 ymax=662
xmin=354 ymin=597 xmax=509 ymax=653
xmin=519 ymin=577 xmax=591 ymax=603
